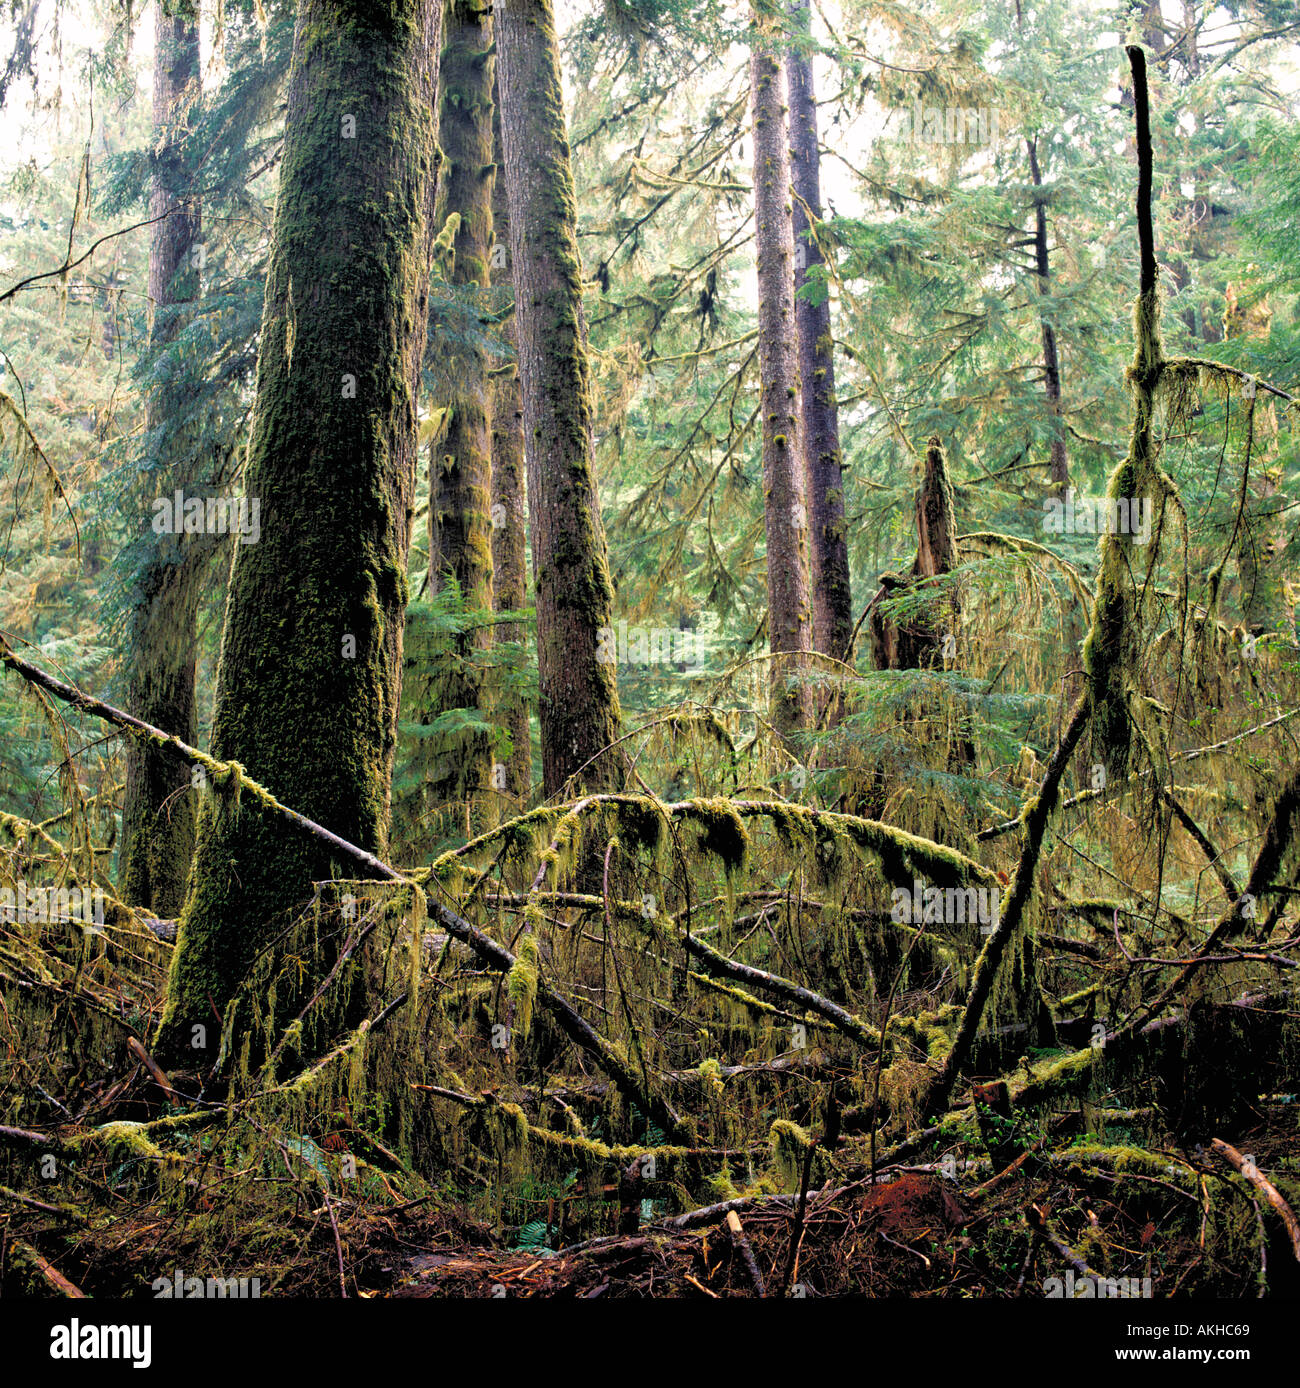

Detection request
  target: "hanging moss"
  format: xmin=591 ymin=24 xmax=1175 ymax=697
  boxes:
xmin=681 ymin=797 xmax=748 ymax=876
xmin=506 ymin=931 xmax=539 ymax=1037
xmin=769 ymin=1118 xmax=814 ymax=1189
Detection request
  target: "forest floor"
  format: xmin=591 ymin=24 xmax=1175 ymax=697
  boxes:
xmin=380 ymin=1102 xmax=1300 ymax=1299
xmin=14 ymin=1086 xmax=1295 ymax=1300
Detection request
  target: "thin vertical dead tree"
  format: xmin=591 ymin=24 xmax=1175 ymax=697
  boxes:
xmin=1027 ymin=138 xmax=1069 ymax=497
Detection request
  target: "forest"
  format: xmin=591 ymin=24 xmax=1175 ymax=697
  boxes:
xmin=0 ymin=0 xmax=1298 ymax=1326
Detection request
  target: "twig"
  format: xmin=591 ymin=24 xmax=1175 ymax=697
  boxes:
xmin=1024 ymin=1203 xmax=1098 ymax=1280
xmin=777 ymin=1138 xmax=818 ymax=1297
xmin=324 ymin=1193 xmax=348 ymax=1297
xmin=126 ymin=1036 xmax=178 ymax=1104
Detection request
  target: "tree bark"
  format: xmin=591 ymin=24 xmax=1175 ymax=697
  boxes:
xmin=751 ymin=2 xmax=812 ymax=734
xmin=787 ymin=0 xmax=850 ymax=666
xmin=495 ymin=0 xmax=621 ymax=797
xmin=156 ymin=0 xmax=442 ymax=1060
xmin=489 ymin=96 xmax=532 ymax=804
xmin=120 ymin=0 xmax=202 ymax=917
xmin=868 ymin=437 xmax=960 ymax=672
xmin=1027 ymin=138 xmax=1068 ymax=497
xmin=424 ymin=0 xmax=497 ymax=817
xmin=866 ymin=438 xmax=976 ymax=775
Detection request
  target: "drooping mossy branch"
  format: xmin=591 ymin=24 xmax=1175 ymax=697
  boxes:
xmin=0 ymin=635 xmax=397 ymax=886
xmin=0 ymin=638 xmax=687 ymax=1142
xmin=432 ymin=791 xmax=996 ymax=901
xmin=632 ymin=905 xmax=881 ymax=1048
xmin=414 ymin=1082 xmax=747 ymax=1166
xmin=1164 ymin=357 xmax=1295 ymax=407
xmin=960 ymin=531 xmax=1093 ymax=624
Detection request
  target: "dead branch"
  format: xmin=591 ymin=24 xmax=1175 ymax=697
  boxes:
xmin=1210 ymin=1139 xmax=1300 ymax=1261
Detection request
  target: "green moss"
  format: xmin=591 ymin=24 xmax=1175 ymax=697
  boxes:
xmin=1012 ymin=1046 xmax=1099 ymax=1107
xmin=155 ymin=0 xmax=442 ymax=1065
xmin=506 ymin=931 xmax=539 ymax=1037
xmin=681 ymin=797 xmax=747 ymax=874
xmin=770 ymin=1118 xmax=814 ymax=1189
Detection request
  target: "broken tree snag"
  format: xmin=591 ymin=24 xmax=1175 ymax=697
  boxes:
xmin=972 ymin=1079 xmax=1024 ymax=1175
xmin=868 ymin=437 xmax=960 ymax=672
xmin=1210 ymin=1139 xmax=1300 ymax=1262
xmin=726 ymin=1209 xmax=767 ymax=1296
xmin=864 ymin=437 xmax=975 ymax=774
xmin=1085 ymin=44 xmax=1167 ymax=782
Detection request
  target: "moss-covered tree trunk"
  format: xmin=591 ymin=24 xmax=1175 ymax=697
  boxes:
xmin=489 ymin=100 xmax=533 ymax=805
xmin=751 ymin=2 xmax=813 ymax=734
xmin=120 ymin=0 xmax=202 ymax=917
xmin=424 ymin=0 xmax=496 ymax=819
xmin=787 ymin=0 xmax=850 ymax=667
xmin=156 ymin=0 xmax=442 ymax=1060
xmin=495 ymin=0 xmax=620 ymax=797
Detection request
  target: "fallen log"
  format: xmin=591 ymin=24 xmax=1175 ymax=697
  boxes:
xmin=1211 ymin=1138 xmax=1300 ymax=1262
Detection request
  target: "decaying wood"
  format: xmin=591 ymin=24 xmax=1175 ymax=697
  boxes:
xmin=8 ymin=1240 xmax=86 ymax=1297
xmin=1211 ymin=1139 xmax=1300 ymax=1262
xmin=726 ymin=1210 xmax=766 ymax=1296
